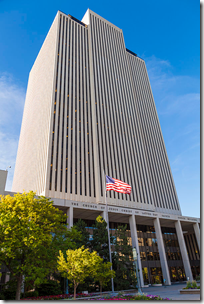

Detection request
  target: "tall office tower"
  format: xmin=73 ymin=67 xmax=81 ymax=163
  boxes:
xmin=10 ymin=9 xmax=200 ymax=286
xmin=13 ymin=9 xmax=180 ymax=215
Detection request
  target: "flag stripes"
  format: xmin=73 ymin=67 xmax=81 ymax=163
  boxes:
xmin=106 ymin=175 xmax=131 ymax=195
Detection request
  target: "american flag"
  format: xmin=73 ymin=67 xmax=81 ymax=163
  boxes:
xmin=106 ymin=175 xmax=131 ymax=195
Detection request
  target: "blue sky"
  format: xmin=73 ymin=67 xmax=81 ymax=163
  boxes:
xmin=0 ymin=0 xmax=200 ymax=217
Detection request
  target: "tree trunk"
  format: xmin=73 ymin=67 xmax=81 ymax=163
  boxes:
xmin=16 ymin=274 xmax=23 ymax=300
xmin=100 ymin=283 xmax=102 ymax=295
xmin=74 ymin=284 xmax=77 ymax=300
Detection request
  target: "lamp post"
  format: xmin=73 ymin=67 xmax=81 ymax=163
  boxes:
xmin=163 ymin=278 xmax=167 ymax=288
xmin=104 ymin=172 xmax=115 ymax=294
xmin=132 ymin=247 xmax=142 ymax=295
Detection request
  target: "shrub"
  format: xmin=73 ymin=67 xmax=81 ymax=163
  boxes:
xmin=36 ymin=280 xmax=62 ymax=296
xmin=117 ymin=291 xmax=124 ymax=297
xmin=90 ymin=294 xmax=170 ymax=300
xmin=186 ymin=281 xmax=192 ymax=289
xmin=0 ymin=279 xmax=17 ymax=300
xmin=192 ymin=280 xmax=197 ymax=289
xmin=0 ymin=292 xmax=5 ymax=300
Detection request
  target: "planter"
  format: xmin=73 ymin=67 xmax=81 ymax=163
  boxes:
xmin=180 ymin=289 xmax=200 ymax=294
xmin=142 ymin=285 xmax=150 ymax=288
xmin=152 ymin=283 xmax=162 ymax=287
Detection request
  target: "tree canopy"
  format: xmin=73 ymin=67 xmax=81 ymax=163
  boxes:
xmin=73 ymin=218 xmax=90 ymax=248
xmin=94 ymin=259 xmax=115 ymax=294
xmin=0 ymin=191 xmax=80 ymax=300
xmin=57 ymin=246 xmax=101 ymax=299
xmin=91 ymin=215 xmax=111 ymax=261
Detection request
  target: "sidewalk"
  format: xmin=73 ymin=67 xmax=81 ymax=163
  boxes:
xmin=138 ymin=283 xmax=200 ymax=301
xmin=65 ymin=284 xmax=200 ymax=301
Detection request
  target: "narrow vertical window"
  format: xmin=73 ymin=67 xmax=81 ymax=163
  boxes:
xmin=70 ymin=21 xmax=74 ymax=194
xmin=55 ymin=16 xmax=65 ymax=191
xmin=74 ymin=24 xmax=78 ymax=195
xmin=49 ymin=15 xmax=62 ymax=190
xmin=65 ymin=19 xmax=71 ymax=193
xmin=60 ymin=17 xmax=68 ymax=192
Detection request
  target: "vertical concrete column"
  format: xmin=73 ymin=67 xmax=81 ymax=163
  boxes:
xmin=0 ymin=169 xmax=7 ymax=195
xmin=193 ymin=223 xmax=200 ymax=251
xmin=129 ymin=214 xmax=144 ymax=287
xmin=154 ymin=217 xmax=171 ymax=285
xmin=175 ymin=220 xmax=193 ymax=281
xmin=66 ymin=206 xmax=73 ymax=228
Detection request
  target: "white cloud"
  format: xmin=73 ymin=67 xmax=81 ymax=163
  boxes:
xmin=145 ymin=55 xmax=200 ymax=101
xmin=158 ymin=92 xmax=200 ymax=116
xmin=0 ymin=73 xmax=25 ymax=127
xmin=144 ymin=55 xmax=200 ymax=217
xmin=144 ymin=55 xmax=200 ymax=137
xmin=0 ymin=73 xmax=25 ymax=191
xmin=0 ymin=132 xmax=19 ymax=190
xmin=181 ymin=123 xmax=199 ymax=136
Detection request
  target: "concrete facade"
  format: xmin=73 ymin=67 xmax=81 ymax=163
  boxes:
xmin=13 ymin=9 xmax=181 ymax=215
xmin=193 ymin=223 xmax=200 ymax=251
xmin=153 ymin=218 xmax=171 ymax=285
xmin=0 ymin=170 xmax=7 ymax=195
xmin=175 ymin=221 xmax=194 ymax=281
xmin=129 ymin=214 xmax=144 ymax=287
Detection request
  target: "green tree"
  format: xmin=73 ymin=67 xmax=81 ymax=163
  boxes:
xmin=73 ymin=219 xmax=90 ymax=248
xmin=91 ymin=215 xmax=110 ymax=261
xmin=57 ymin=246 xmax=100 ymax=300
xmin=113 ymin=225 xmax=136 ymax=291
xmin=0 ymin=191 xmax=80 ymax=300
xmin=94 ymin=259 xmax=115 ymax=295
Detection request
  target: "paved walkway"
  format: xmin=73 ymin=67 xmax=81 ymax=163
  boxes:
xmin=139 ymin=283 xmax=200 ymax=301
xmin=66 ymin=284 xmax=200 ymax=301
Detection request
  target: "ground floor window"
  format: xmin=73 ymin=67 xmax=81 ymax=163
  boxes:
xmin=191 ymin=265 xmax=200 ymax=279
xmin=142 ymin=267 xmax=149 ymax=285
xmin=169 ymin=266 xmax=186 ymax=282
xmin=150 ymin=267 xmax=163 ymax=284
xmin=142 ymin=267 xmax=163 ymax=285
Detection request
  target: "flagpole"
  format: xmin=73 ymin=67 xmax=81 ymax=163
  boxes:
xmin=104 ymin=171 xmax=114 ymax=293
